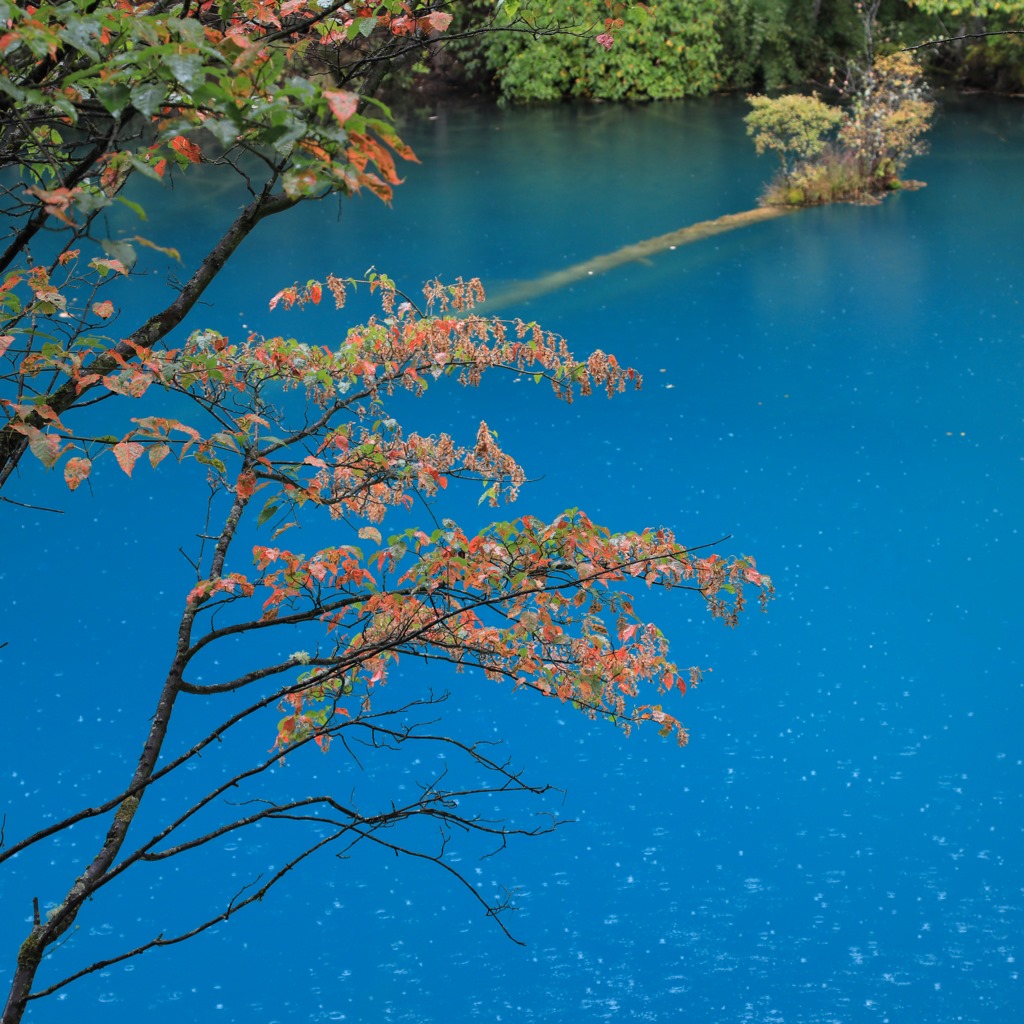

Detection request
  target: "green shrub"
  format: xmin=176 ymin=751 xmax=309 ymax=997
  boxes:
xmin=469 ymin=0 xmax=722 ymax=103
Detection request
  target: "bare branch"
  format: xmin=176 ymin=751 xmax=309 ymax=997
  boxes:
xmin=900 ymin=29 xmax=1024 ymax=53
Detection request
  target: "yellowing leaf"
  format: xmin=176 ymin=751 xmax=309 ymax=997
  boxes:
xmin=92 ymin=300 xmax=115 ymax=319
xmin=28 ymin=429 xmax=62 ymax=469
xmin=127 ymin=235 xmax=182 ymax=261
xmin=358 ymin=526 xmax=382 ymax=545
xmin=148 ymin=442 xmax=171 ymax=468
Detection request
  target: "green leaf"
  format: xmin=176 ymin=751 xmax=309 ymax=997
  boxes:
xmin=346 ymin=16 xmax=377 ymax=39
xmin=96 ymin=82 xmax=132 ymax=116
xmin=73 ymin=187 xmax=113 ymax=216
xmin=115 ymin=196 xmax=148 ymax=222
xmin=131 ymin=18 xmax=164 ymax=47
xmin=0 ymin=75 xmax=25 ymax=102
xmin=59 ymin=17 xmax=102 ymax=61
xmin=100 ymin=239 xmax=138 ymax=271
xmin=203 ymin=115 xmax=240 ymax=147
xmin=196 ymin=450 xmax=227 ymax=473
xmin=168 ymin=15 xmax=207 ymax=47
xmin=130 ymin=82 xmax=166 ymax=118
xmin=257 ymin=499 xmax=280 ymax=527
xmin=165 ymin=52 xmax=204 ymax=90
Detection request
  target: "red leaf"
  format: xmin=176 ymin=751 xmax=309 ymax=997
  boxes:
xmin=323 ymin=89 xmax=358 ymax=128
xmin=236 ymin=471 xmax=257 ymax=500
xmin=169 ymin=135 xmax=202 ymax=164
xmin=92 ymin=300 xmax=115 ymax=319
xmin=269 ymin=286 xmax=298 ymax=311
xmin=113 ymin=440 xmax=144 ymax=476
xmin=417 ymin=11 xmax=452 ymax=32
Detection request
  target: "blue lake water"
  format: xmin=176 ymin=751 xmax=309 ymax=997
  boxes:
xmin=2 ymin=94 xmax=1023 ymax=1023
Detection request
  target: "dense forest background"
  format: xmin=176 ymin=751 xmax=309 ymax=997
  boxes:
xmin=413 ymin=1 xmax=1024 ymax=103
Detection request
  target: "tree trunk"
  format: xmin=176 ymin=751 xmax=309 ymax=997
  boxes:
xmin=1 ymin=672 xmax=184 ymax=1024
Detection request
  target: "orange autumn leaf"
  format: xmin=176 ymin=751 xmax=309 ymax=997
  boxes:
xmin=269 ymin=287 xmax=297 ymax=310
xmin=347 ymin=133 xmax=401 ymax=185
xmin=63 ymin=456 xmax=92 ymax=491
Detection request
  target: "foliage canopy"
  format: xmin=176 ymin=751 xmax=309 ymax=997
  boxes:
xmin=459 ymin=0 xmax=720 ymax=102
xmin=745 ymin=93 xmax=845 ymax=176
xmin=0 ymin=3 xmax=772 ymax=1023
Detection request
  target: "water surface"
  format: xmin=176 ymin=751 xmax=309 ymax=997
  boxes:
xmin=2 ymin=94 xmax=1022 ymax=1023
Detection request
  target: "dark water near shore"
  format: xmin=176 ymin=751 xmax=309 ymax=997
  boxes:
xmin=3 ymin=94 xmax=1023 ymax=1023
